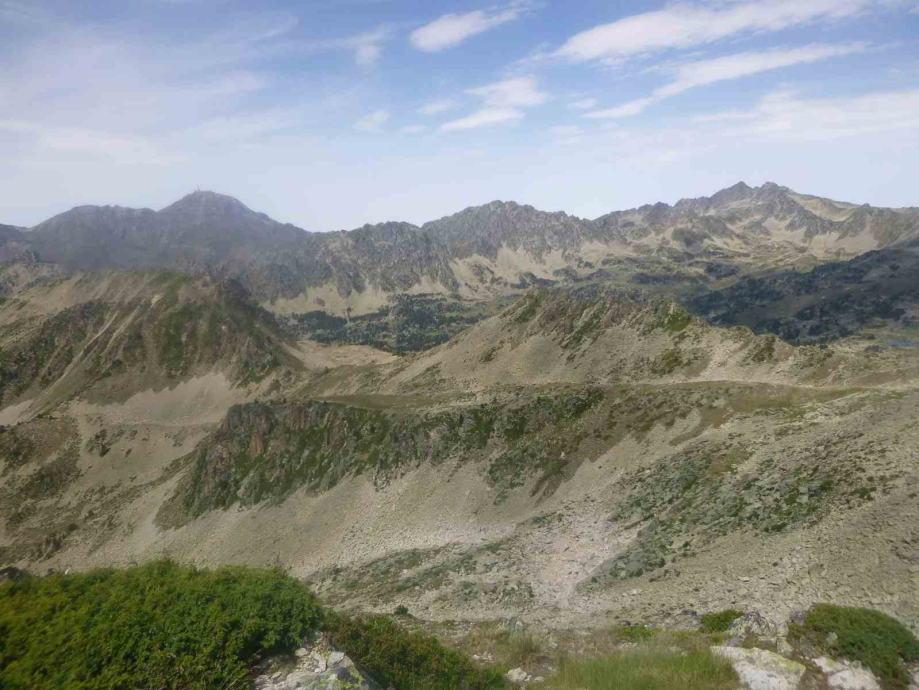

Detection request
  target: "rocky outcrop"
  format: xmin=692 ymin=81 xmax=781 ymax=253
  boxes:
xmin=712 ymin=647 xmax=806 ymax=690
xmin=253 ymin=631 xmax=378 ymax=690
xmin=163 ymin=387 xmax=609 ymax=523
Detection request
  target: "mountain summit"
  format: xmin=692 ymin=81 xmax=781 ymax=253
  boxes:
xmin=21 ymin=190 xmax=304 ymax=271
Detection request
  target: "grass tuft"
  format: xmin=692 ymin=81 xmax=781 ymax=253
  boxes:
xmin=323 ymin=613 xmax=506 ymax=690
xmin=545 ymin=644 xmax=736 ymax=690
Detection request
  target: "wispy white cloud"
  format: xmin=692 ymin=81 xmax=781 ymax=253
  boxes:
xmin=555 ymin=0 xmax=881 ymax=66
xmin=466 ymin=76 xmax=547 ymax=108
xmin=354 ymin=109 xmax=389 ymax=132
xmin=313 ymin=25 xmax=393 ymax=66
xmin=0 ymin=119 xmax=183 ymax=165
xmin=355 ymin=43 xmax=381 ymax=66
xmin=440 ymin=76 xmax=547 ymax=131
xmin=586 ymin=98 xmax=654 ymax=119
xmin=440 ymin=108 xmax=524 ymax=131
xmin=419 ymin=99 xmax=457 ymax=116
xmin=714 ymin=88 xmax=919 ymax=142
xmin=586 ymin=42 xmax=866 ymax=118
xmin=658 ymin=43 xmax=867 ymax=97
xmin=568 ymin=98 xmax=597 ymax=110
xmin=410 ymin=3 xmax=529 ymax=52
xmin=400 ymin=124 xmax=427 ymax=133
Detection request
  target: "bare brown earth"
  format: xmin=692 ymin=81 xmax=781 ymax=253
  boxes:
xmin=1 ymin=280 xmax=918 ymax=638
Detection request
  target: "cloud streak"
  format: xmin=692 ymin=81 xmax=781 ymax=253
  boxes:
xmin=556 ymin=0 xmax=879 ymax=65
xmin=410 ymin=4 xmax=528 ymax=52
xmin=440 ymin=108 xmax=524 ymax=131
xmin=354 ymin=109 xmax=389 ymax=132
xmin=715 ymin=88 xmax=919 ymax=142
xmin=441 ymin=76 xmax=547 ymax=131
xmin=419 ymin=99 xmax=457 ymax=116
xmin=586 ymin=42 xmax=866 ymax=118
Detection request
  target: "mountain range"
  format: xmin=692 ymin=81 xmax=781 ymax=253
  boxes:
xmin=5 ymin=183 xmax=918 ymax=318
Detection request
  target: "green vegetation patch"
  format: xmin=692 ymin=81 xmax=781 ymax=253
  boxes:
xmin=324 ymin=613 xmax=506 ymax=690
xmin=611 ymin=625 xmax=657 ymax=643
xmin=0 ymin=428 xmax=35 ymax=475
xmin=700 ymin=609 xmax=744 ymax=633
xmin=789 ymin=604 xmax=919 ymax=689
xmin=750 ymin=334 xmax=777 ymax=363
xmin=545 ymin=647 xmax=736 ymax=690
xmin=0 ymin=560 xmax=320 ymax=690
xmin=512 ymin=292 xmax=543 ymax=324
xmin=281 ymin=294 xmax=497 ymax=354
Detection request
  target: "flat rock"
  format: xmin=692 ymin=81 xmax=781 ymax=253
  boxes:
xmin=506 ymin=668 xmax=530 ymax=684
xmin=814 ymin=657 xmax=881 ymax=690
xmin=713 ymin=646 xmax=806 ymax=690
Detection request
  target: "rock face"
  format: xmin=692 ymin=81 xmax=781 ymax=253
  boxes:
xmin=252 ymin=632 xmax=378 ymax=690
xmin=712 ymin=646 xmax=806 ymax=690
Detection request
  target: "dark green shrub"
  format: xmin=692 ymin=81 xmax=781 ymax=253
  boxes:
xmin=701 ymin=609 xmax=744 ymax=633
xmin=324 ymin=613 xmax=506 ymax=690
xmin=394 ymin=604 xmax=410 ymax=616
xmin=0 ymin=560 xmax=320 ymax=690
xmin=789 ymin=604 xmax=919 ymax=689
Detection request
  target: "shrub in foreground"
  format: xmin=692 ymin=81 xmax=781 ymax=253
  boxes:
xmin=700 ymin=609 xmax=744 ymax=633
xmin=0 ymin=560 xmax=320 ymax=690
xmin=324 ymin=612 xmax=506 ymax=690
xmin=789 ymin=604 xmax=919 ymax=689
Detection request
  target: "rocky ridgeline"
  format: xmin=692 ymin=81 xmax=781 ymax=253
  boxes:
xmin=160 ymin=387 xmax=609 ymax=524
xmin=6 ymin=182 xmax=919 ymax=312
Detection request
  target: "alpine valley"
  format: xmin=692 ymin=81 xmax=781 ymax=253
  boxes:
xmin=2 ymin=181 xmax=919 ymax=640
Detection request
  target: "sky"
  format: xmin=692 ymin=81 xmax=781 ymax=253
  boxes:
xmin=2 ymin=0 xmax=919 ymax=231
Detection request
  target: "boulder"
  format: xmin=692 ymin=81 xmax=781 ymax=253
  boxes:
xmin=0 ymin=566 xmax=28 ymax=583
xmin=712 ymin=646 xmax=806 ymax=690
xmin=727 ymin=612 xmax=776 ymax=642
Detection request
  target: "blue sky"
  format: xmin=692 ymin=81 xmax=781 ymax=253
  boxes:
xmin=2 ymin=0 xmax=919 ymax=230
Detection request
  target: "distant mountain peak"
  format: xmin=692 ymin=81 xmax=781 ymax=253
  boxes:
xmin=161 ymin=190 xmax=250 ymax=214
